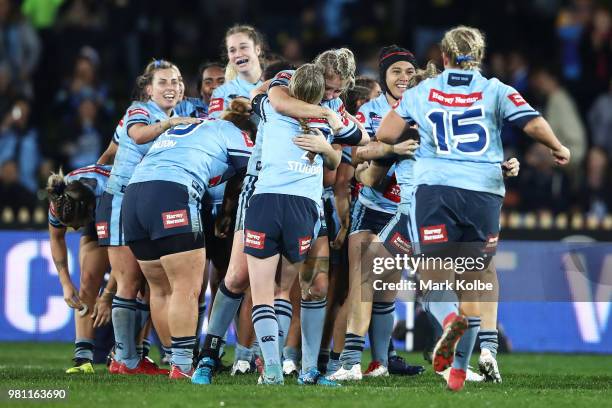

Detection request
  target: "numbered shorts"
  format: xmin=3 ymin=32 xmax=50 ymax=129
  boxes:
xmin=235 ymin=175 xmax=257 ymax=232
xmin=350 ymin=199 xmax=394 ymax=235
xmin=378 ymin=203 xmax=414 ymax=256
xmin=411 ymin=185 xmax=503 ymax=261
xmin=243 ymin=193 xmax=320 ymax=264
xmin=95 ymin=191 xmax=124 ymax=246
xmin=122 ymin=181 xmax=203 ymax=259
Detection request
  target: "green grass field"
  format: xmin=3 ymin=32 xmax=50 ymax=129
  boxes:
xmin=1 ymin=343 xmax=611 ymax=407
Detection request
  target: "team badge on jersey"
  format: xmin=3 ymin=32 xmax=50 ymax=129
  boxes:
xmin=208 ymin=98 xmax=224 ymax=114
xmin=162 ymin=210 xmax=189 ymax=229
xmin=420 ymin=224 xmax=448 ymax=244
xmin=245 ymin=230 xmax=266 ymax=249
xmin=508 ymin=93 xmax=527 ymax=107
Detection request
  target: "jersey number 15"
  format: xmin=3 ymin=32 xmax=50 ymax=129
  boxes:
xmin=426 ymin=106 xmax=489 ymax=155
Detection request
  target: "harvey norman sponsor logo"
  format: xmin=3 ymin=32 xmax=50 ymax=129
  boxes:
xmin=162 ymin=210 xmax=189 ymax=229
xmin=245 ymin=230 xmax=265 ymax=249
xmin=420 ymin=224 xmax=448 ymax=244
xmin=428 ymin=89 xmax=482 ymax=107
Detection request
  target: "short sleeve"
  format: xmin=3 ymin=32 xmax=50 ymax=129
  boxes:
xmin=499 ymin=83 xmax=540 ymax=129
xmin=269 ymin=70 xmax=293 ymax=89
xmin=221 ymin=122 xmax=254 ymax=171
xmin=125 ymin=105 xmax=152 ymax=129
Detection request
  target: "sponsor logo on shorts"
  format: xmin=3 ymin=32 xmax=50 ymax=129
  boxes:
xmin=390 ymin=232 xmax=412 ymax=254
xmin=241 ymin=130 xmax=255 ymax=147
xmin=245 ymin=230 xmax=266 ymax=249
xmin=420 ymin=224 xmax=448 ymax=244
xmin=162 ymin=210 xmax=189 ymax=229
xmin=428 ymin=89 xmax=482 ymax=107
xmin=208 ymin=98 xmax=224 ymax=113
xmin=96 ymin=222 xmax=109 ymax=239
xmin=298 ymin=236 xmax=312 ymax=255
xmin=261 ymin=335 xmax=275 ymax=343
xmin=484 ymin=234 xmax=499 ymax=253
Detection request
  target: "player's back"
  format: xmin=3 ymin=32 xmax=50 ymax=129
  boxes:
xmin=398 ymin=68 xmax=538 ymax=196
xmin=130 ymin=119 xmax=250 ymax=197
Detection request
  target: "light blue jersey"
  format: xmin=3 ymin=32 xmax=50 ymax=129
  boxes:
xmin=48 ymin=165 xmax=111 ymax=228
xmin=394 ymin=69 xmax=540 ymax=197
xmin=254 ymin=95 xmax=361 ymax=205
xmin=175 ymin=97 xmax=208 ymax=118
xmin=357 ymin=93 xmax=410 ymax=211
xmin=106 ymin=101 xmax=172 ymax=195
xmin=246 ymin=70 xmax=351 ymax=177
xmin=129 ymin=119 xmax=253 ymax=200
xmin=208 ymin=76 xmax=263 ymax=118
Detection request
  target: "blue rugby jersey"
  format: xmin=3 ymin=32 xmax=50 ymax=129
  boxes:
xmin=106 ymin=101 xmax=172 ymax=195
xmin=128 ymin=119 xmax=253 ymax=200
xmin=393 ymin=68 xmax=540 ymax=197
xmin=208 ymin=76 xmax=262 ymax=118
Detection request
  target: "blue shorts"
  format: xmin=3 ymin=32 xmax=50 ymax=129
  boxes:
xmin=122 ymin=181 xmax=202 ymax=243
xmin=318 ymin=200 xmax=328 ymax=239
xmin=411 ymin=185 xmax=502 ymax=258
xmin=235 ymin=175 xmax=257 ymax=232
xmin=95 ymin=191 xmax=124 ymax=246
xmin=243 ymin=193 xmax=319 ymax=263
xmin=378 ymin=203 xmax=414 ymax=256
xmin=349 ymin=199 xmax=394 ymax=235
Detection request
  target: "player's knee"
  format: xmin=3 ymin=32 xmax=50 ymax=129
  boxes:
xmin=224 ymin=271 xmax=248 ymax=293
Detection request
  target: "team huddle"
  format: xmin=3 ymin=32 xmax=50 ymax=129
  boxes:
xmin=46 ymin=24 xmax=570 ymax=392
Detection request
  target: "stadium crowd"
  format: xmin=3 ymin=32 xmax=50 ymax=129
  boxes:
xmin=0 ymin=0 xmax=610 ymax=221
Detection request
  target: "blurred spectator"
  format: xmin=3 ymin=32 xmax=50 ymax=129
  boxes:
xmin=0 ymin=159 xmax=36 ymax=212
xmin=556 ymin=0 xmax=594 ymax=81
xmin=21 ymin=0 xmax=65 ymax=29
xmin=517 ymin=143 xmax=571 ymax=214
xmin=588 ymin=79 xmax=612 ymax=156
xmin=530 ymin=66 xmax=587 ymax=179
xmin=577 ymin=147 xmax=612 ymax=220
xmin=281 ymin=37 xmax=306 ymax=66
xmin=507 ymin=50 xmax=530 ymax=93
xmin=0 ymin=97 xmax=40 ymax=193
xmin=0 ymin=0 xmax=41 ymax=97
xmin=54 ymin=46 xmax=111 ymax=125
xmin=579 ymin=6 xmax=612 ymax=97
xmin=355 ymin=76 xmax=381 ymax=100
xmin=61 ymin=96 xmax=102 ymax=170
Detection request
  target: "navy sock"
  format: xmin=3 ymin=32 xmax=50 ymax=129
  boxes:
xmin=201 ymin=281 xmax=242 ymax=360
xmin=135 ymin=298 xmax=150 ymax=333
xmin=252 ymin=304 xmax=280 ymax=366
xmin=274 ymin=299 xmax=292 ymax=358
xmin=370 ymin=302 xmax=395 ymax=366
xmin=340 ymin=333 xmax=365 ymax=367
xmin=74 ymin=338 xmax=94 ymax=361
xmin=112 ymin=296 xmax=139 ymax=368
xmin=171 ymin=336 xmax=196 ymax=372
xmin=300 ymin=298 xmax=327 ymax=372
xmin=452 ymin=317 xmax=481 ymax=371
xmin=478 ymin=329 xmax=499 ymax=358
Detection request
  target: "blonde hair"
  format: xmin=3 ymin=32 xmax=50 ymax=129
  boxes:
xmin=408 ymin=61 xmax=440 ymax=88
xmin=289 ymin=63 xmax=325 ymax=105
xmin=289 ymin=64 xmax=326 ymax=160
xmin=314 ymin=48 xmax=356 ymax=90
xmin=225 ymin=63 xmax=238 ymax=81
xmin=440 ymin=26 xmax=486 ymax=70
